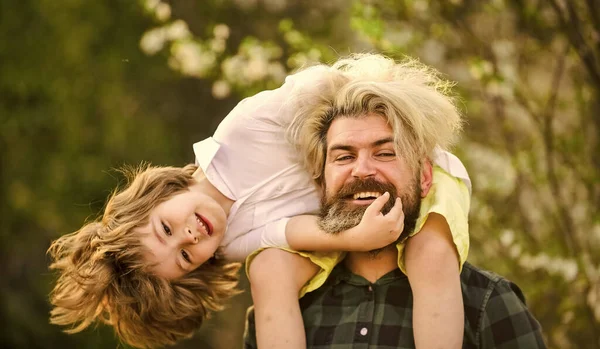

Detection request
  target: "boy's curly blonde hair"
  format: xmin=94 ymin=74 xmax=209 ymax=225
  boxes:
xmin=48 ymin=164 xmax=241 ymax=348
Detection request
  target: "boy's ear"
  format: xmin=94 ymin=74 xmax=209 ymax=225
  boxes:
xmin=420 ymin=159 xmax=433 ymax=197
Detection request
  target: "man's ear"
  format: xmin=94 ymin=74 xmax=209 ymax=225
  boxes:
xmin=420 ymin=159 xmax=433 ymax=197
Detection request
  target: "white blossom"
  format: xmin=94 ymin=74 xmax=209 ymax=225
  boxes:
xmin=155 ymin=2 xmax=171 ymax=22
xmin=144 ymin=0 xmax=161 ymax=11
xmin=140 ymin=28 xmax=166 ymax=55
xmin=166 ymin=20 xmax=191 ymax=41
xmin=500 ymin=229 xmax=515 ymax=247
xmin=171 ymin=41 xmax=216 ymax=78
xmin=244 ymin=58 xmax=268 ymax=81
xmin=210 ymin=39 xmax=226 ymax=53
xmin=213 ymin=24 xmax=230 ymax=40
xmin=212 ymin=80 xmax=231 ymax=99
xmin=519 ymin=253 xmax=578 ymax=282
xmin=222 ymin=56 xmax=246 ymax=84
xmin=267 ymin=62 xmax=286 ymax=82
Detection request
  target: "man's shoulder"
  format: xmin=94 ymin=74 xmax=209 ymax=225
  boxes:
xmin=461 ymin=262 xmax=527 ymax=320
xmin=462 ymin=262 xmax=521 ymax=289
xmin=461 ymin=263 xmax=547 ymax=348
xmin=461 ymin=262 xmax=527 ymax=302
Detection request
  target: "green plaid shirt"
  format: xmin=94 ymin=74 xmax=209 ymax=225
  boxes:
xmin=244 ymin=262 xmax=546 ymax=349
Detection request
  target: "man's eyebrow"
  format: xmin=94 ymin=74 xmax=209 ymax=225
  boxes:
xmin=373 ymin=137 xmax=394 ymax=147
xmin=328 ymin=137 xmax=395 ymax=152
xmin=328 ymin=144 xmax=355 ymax=153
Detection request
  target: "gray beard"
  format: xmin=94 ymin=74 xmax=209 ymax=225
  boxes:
xmin=318 ymin=177 xmax=422 ymax=255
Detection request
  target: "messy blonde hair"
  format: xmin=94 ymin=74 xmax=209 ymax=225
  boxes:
xmin=287 ymin=53 xmax=463 ymax=186
xmin=48 ymin=164 xmax=241 ymax=348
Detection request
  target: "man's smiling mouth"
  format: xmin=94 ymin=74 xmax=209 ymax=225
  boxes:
xmin=352 ymin=192 xmax=382 ymax=200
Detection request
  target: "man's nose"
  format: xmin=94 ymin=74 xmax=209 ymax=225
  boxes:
xmin=351 ymin=156 xmax=376 ymax=179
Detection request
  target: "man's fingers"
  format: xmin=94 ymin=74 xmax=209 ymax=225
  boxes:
xmin=365 ymin=192 xmax=390 ymax=216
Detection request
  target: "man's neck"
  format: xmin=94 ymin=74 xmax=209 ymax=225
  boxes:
xmin=344 ymin=245 xmax=399 ymax=283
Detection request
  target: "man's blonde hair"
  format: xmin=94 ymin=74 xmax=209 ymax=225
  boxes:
xmin=287 ymin=53 xmax=463 ymax=186
xmin=48 ymin=164 xmax=241 ymax=348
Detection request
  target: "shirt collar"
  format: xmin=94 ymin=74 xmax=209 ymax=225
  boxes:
xmin=193 ymin=137 xmax=220 ymax=171
xmin=330 ymin=263 xmax=407 ymax=287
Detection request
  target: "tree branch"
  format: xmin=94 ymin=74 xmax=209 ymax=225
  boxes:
xmin=585 ymin=0 xmax=600 ymax=38
xmin=548 ymin=0 xmax=600 ymax=89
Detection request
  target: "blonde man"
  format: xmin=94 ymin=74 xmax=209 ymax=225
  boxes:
xmin=49 ymin=54 xmax=470 ymax=348
xmin=245 ymin=55 xmax=545 ymax=349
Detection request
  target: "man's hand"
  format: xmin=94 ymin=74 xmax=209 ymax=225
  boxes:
xmin=344 ymin=192 xmax=405 ymax=251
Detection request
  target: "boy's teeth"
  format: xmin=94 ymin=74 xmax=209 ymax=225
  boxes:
xmin=196 ymin=215 xmax=207 ymax=232
xmin=353 ymin=192 xmax=382 ymax=199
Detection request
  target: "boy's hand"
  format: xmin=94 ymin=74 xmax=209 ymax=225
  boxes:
xmin=344 ymin=192 xmax=405 ymax=251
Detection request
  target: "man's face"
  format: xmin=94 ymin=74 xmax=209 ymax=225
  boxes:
xmin=319 ymin=113 xmax=423 ymax=241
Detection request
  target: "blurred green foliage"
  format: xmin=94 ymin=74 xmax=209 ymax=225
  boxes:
xmin=1 ymin=0 xmax=598 ymax=348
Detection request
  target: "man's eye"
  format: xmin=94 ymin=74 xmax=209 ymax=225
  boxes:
xmin=378 ymin=152 xmax=395 ymax=157
xmin=181 ymin=250 xmax=191 ymax=263
xmin=336 ymin=155 xmax=353 ymax=162
xmin=162 ymin=222 xmax=171 ymax=236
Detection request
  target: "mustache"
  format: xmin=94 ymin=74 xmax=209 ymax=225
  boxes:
xmin=321 ymin=178 xmax=398 ymax=217
xmin=329 ymin=178 xmax=398 ymax=201
xmin=319 ymin=176 xmax=422 ymax=242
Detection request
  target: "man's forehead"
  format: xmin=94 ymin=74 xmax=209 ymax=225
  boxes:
xmin=326 ymin=115 xmax=394 ymax=149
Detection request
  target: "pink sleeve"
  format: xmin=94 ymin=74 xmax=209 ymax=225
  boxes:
xmin=221 ymin=218 xmax=291 ymax=262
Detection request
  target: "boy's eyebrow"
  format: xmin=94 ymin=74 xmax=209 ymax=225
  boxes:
xmin=328 ymin=137 xmax=395 ymax=153
xmin=152 ymin=220 xmax=166 ymax=245
xmin=176 ymin=259 xmax=186 ymax=273
xmin=152 ymin=220 xmax=187 ymax=275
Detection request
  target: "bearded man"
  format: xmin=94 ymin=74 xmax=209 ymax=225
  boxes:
xmin=244 ymin=55 xmax=546 ymax=349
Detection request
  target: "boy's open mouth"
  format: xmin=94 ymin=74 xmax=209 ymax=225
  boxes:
xmin=195 ymin=213 xmax=213 ymax=236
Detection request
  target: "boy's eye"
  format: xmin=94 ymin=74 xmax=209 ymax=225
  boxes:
xmin=181 ymin=250 xmax=191 ymax=263
xmin=162 ymin=222 xmax=171 ymax=236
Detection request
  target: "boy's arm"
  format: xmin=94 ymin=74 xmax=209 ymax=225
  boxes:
xmin=285 ymin=193 xmax=404 ymax=252
xmin=405 ymin=212 xmax=464 ymax=349
xmin=248 ymin=248 xmax=319 ymax=349
xmin=224 ymin=193 xmax=401 ymax=260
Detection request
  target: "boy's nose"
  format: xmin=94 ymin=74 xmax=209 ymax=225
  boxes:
xmin=184 ymin=228 xmax=199 ymax=244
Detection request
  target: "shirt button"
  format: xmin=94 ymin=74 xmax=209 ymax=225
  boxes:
xmin=360 ymin=327 xmax=368 ymax=336
xmin=368 ymin=285 xmax=373 ymax=292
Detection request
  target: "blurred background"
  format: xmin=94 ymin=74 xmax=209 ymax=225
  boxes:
xmin=1 ymin=0 xmax=598 ymax=348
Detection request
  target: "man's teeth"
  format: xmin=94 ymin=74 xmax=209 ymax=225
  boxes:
xmin=353 ymin=192 xmax=382 ymax=200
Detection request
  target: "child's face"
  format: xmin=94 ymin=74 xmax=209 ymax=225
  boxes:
xmin=138 ymin=183 xmax=227 ymax=279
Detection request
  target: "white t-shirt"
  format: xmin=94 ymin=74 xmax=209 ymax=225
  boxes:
xmin=194 ymin=68 xmax=471 ymax=262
